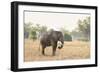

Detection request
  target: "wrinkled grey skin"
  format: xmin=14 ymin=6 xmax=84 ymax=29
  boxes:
xmin=40 ymin=30 xmax=64 ymax=56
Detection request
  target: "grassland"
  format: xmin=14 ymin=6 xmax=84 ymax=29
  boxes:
xmin=24 ymin=39 xmax=90 ymax=62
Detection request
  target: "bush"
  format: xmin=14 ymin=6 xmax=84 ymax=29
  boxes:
xmin=64 ymin=33 xmax=72 ymax=41
xmin=30 ymin=30 xmax=37 ymax=40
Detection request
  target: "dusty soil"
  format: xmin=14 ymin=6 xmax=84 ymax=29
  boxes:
xmin=24 ymin=39 xmax=90 ymax=62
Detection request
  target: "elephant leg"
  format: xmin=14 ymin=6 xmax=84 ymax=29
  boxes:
xmin=42 ymin=45 xmax=46 ymax=55
xmin=52 ymin=45 xmax=57 ymax=56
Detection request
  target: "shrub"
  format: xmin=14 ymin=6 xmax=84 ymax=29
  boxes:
xmin=30 ymin=30 xmax=37 ymax=40
xmin=64 ymin=33 xmax=72 ymax=41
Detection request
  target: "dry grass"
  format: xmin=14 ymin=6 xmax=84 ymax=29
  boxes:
xmin=24 ymin=39 xmax=90 ymax=62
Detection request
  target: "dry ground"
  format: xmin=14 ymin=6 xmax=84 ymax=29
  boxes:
xmin=24 ymin=39 xmax=90 ymax=62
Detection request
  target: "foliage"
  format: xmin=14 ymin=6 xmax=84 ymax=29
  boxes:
xmin=30 ymin=30 xmax=37 ymax=40
xmin=24 ymin=22 xmax=32 ymax=38
xmin=64 ymin=33 xmax=72 ymax=41
xmin=60 ymin=27 xmax=72 ymax=41
xmin=77 ymin=17 xmax=90 ymax=41
xmin=24 ymin=23 xmax=47 ymax=40
xmin=24 ymin=16 xmax=90 ymax=41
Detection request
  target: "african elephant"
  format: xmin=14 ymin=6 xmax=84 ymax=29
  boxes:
xmin=40 ymin=30 xmax=64 ymax=56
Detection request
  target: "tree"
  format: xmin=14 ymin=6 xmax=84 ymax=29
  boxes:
xmin=30 ymin=30 xmax=37 ymax=40
xmin=24 ymin=22 xmax=38 ymax=40
xmin=77 ymin=17 xmax=90 ymax=41
xmin=60 ymin=27 xmax=70 ymax=34
xmin=60 ymin=27 xmax=72 ymax=41
xmin=64 ymin=33 xmax=72 ymax=41
xmin=40 ymin=26 xmax=47 ymax=33
xmin=24 ymin=22 xmax=33 ymax=38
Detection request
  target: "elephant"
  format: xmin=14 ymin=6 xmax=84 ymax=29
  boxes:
xmin=40 ymin=30 xmax=64 ymax=56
